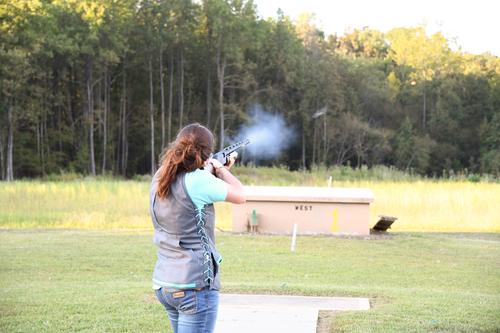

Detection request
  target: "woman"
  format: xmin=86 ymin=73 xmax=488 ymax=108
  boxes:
xmin=149 ymin=123 xmax=245 ymax=333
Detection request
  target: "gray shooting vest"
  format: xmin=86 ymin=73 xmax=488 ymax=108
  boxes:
xmin=150 ymin=169 xmax=222 ymax=290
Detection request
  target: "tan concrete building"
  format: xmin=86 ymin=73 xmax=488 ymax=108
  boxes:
xmin=232 ymin=186 xmax=374 ymax=236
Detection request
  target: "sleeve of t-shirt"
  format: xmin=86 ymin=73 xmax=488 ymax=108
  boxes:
xmin=184 ymin=169 xmax=228 ymax=209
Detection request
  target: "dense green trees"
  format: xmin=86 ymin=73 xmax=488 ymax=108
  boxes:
xmin=0 ymin=0 xmax=499 ymax=179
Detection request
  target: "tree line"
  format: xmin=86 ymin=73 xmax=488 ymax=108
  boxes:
xmin=1 ymin=0 xmax=499 ymax=180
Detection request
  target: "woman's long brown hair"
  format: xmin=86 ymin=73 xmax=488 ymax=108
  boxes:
xmin=156 ymin=123 xmax=214 ymax=199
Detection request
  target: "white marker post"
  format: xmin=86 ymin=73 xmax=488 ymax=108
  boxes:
xmin=291 ymin=223 xmax=298 ymax=252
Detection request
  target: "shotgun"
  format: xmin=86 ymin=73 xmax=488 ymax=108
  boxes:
xmin=211 ymin=139 xmax=251 ymax=165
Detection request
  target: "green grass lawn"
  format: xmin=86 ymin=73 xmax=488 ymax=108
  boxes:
xmin=1 ymin=229 xmax=499 ymax=332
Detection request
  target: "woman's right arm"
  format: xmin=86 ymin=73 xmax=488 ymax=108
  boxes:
xmin=214 ymin=167 xmax=246 ymax=204
xmin=207 ymin=156 xmax=246 ymax=204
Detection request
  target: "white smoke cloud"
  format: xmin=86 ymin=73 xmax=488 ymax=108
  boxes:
xmin=234 ymin=105 xmax=295 ymax=161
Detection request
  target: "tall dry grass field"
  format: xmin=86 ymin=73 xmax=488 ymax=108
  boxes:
xmin=214 ymin=181 xmax=500 ymax=232
xmin=0 ymin=181 xmax=149 ymax=229
xmin=1 ymin=177 xmax=498 ymax=232
xmin=365 ymin=181 xmax=500 ymax=232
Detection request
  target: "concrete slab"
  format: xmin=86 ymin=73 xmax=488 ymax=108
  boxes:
xmin=216 ymin=294 xmax=370 ymax=333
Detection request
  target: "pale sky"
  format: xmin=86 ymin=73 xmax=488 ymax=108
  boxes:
xmin=253 ymin=0 xmax=500 ymax=56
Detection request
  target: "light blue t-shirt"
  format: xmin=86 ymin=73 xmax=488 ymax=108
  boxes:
xmin=184 ymin=168 xmax=228 ymax=209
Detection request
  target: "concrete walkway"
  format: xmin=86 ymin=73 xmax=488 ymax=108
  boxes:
xmin=216 ymin=294 xmax=370 ymax=333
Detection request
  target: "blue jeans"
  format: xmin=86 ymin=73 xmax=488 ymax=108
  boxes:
xmin=155 ymin=287 xmax=219 ymax=333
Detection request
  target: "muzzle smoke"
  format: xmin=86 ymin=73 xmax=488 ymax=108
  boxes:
xmin=234 ymin=105 xmax=294 ymax=162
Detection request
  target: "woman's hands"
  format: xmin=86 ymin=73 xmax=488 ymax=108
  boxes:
xmin=206 ymin=157 xmax=223 ymax=173
xmin=205 ymin=152 xmax=238 ymax=174
xmin=225 ymin=152 xmax=238 ymax=169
